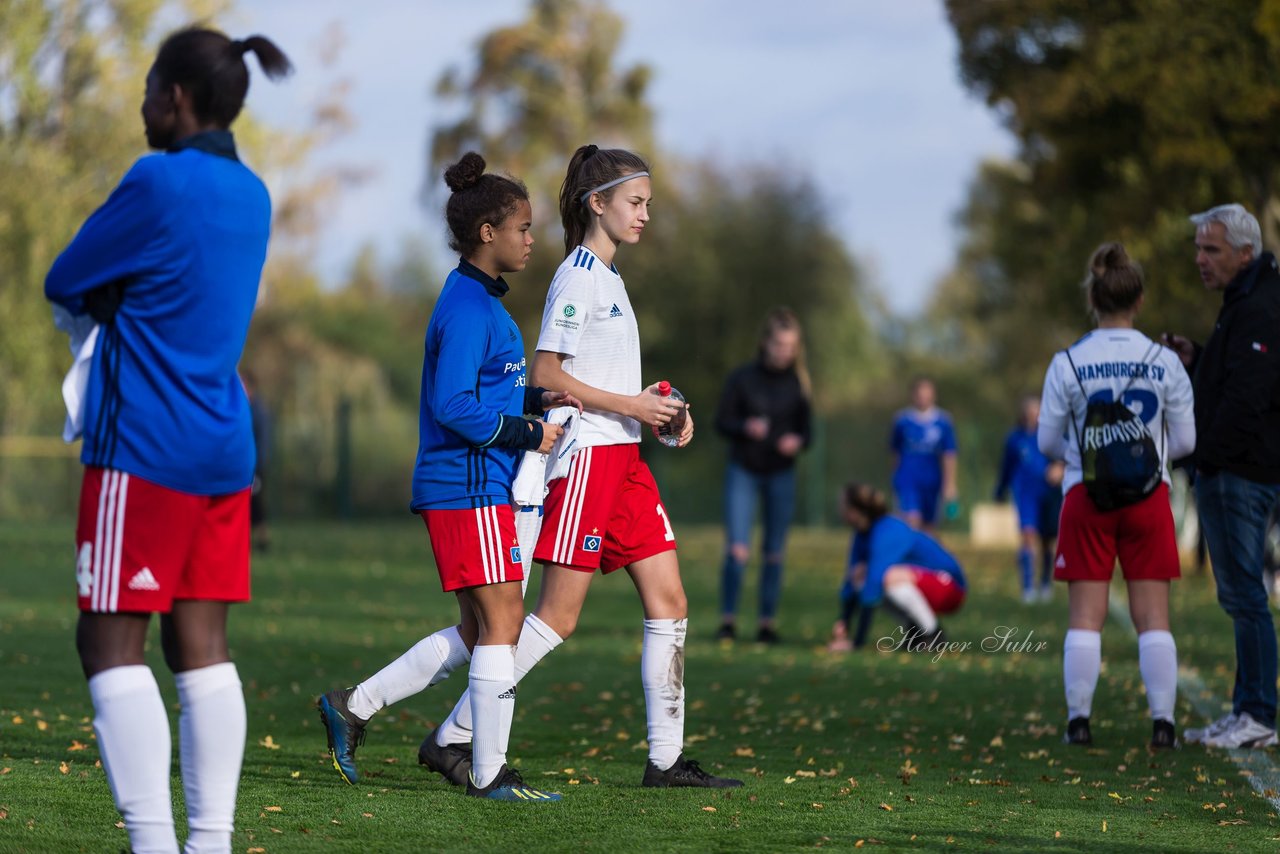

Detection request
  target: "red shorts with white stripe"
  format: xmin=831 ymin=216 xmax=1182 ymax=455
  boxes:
xmin=75 ymin=467 xmax=251 ymax=614
xmin=1053 ymin=483 xmax=1180 ymax=582
xmin=534 ymin=443 xmax=677 ymax=573
xmin=906 ymin=566 xmax=966 ymax=614
xmin=420 ymin=504 xmax=523 ymax=592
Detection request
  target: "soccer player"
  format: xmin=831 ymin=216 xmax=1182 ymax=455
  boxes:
xmin=713 ymin=307 xmax=812 ymax=644
xmin=828 ymin=483 xmax=967 ymax=652
xmin=995 ymin=396 xmax=1054 ymax=603
xmin=317 ymin=152 xmax=574 ymax=803
xmin=419 ymin=144 xmax=742 ymax=790
xmin=1038 ymin=243 xmax=1195 ymax=749
xmin=890 ymin=377 xmax=958 ymax=531
xmin=44 ymin=27 xmax=290 ymax=854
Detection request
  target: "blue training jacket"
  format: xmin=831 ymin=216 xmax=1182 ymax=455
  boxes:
xmin=411 ymin=261 xmax=543 ymax=511
xmin=45 ymin=132 xmax=270 ymax=496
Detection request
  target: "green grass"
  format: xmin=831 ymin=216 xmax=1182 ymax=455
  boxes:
xmin=1 ymin=520 xmax=1277 ymax=852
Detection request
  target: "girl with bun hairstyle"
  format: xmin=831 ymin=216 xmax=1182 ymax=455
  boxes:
xmin=828 ymin=483 xmax=967 ymax=652
xmin=420 ymin=144 xmax=742 ymax=790
xmin=318 ymin=152 xmax=577 ymax=803
xmin=1037 ymin=242 xmax=1195 ymax=749
xmin=45 ymin=26 xmax=290 ymax=853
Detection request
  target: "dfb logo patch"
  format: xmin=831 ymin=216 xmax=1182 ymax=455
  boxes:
xmin=582 ymin=535 xmax=602 ymax=553
xmin=509 ymin=546 xmax=521 ymax=564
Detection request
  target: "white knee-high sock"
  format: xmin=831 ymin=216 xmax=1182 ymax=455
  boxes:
xmin=89 ymin=665 xmax=179 ymax=854
xmin=174 ymin=663 xmax=244 ymax=854
xmin=1063 ymin=629 xmax=1102 ymax=720
xmin=437 ymin=614 xmax=562 ymax=746
xmin=884 ymin=583 xmax=938 ymax=633
xmin=468 ymin=645 xmax=517 ymax=788
xmin=348 ymin=625 xmax=471 ymax=721
xmin=1138 ymin=630 xmax=1178 ymax=723
xmin=642 ymin=618 xmax=687 ymax=771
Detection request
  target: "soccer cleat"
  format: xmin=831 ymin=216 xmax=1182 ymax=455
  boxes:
xmin=1150 ymin=719 xmax=1178 ymax=749
xmin=317 ymin=688 xmax=367 ymax=784
xmin=418 ymin=725 xmax=472 ymax=787
xmin=756 ymin=626 xmax=780 ymax=645
xmin=1202 ymin=712 xmax=1278 ymax=749
xmin=642 ymin=753 xmax=743 ymax=788
xmin=715 ymin=623 xmax=736 ymax=641
xmin=466 ymin=765 xmax=562 ymax=802
xmin=1063 ymin=716 xmax=1092 ymax=746
xmin=1021 ymin=588 xmax=1037 ymax=605
xmin=1183 ymin=712 xmax=1238 ymax=744
xmin=1038 ymin=584 xmax=1054 ymax=603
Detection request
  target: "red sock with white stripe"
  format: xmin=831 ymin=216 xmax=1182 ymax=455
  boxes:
xmin=348 ymin=626 xmax=470 ymax=721
xmin=175 ymin=663 xmax=244 ymax=854
xmin=642 ymin=618 xmax=687 ymax=771
xmin=437 ymin=614 xmax=562 ymax=745
xmin=89 ymin=665 xmax=179 ymax=854
xmin=468 ymin=645 xmax=517 ymax=788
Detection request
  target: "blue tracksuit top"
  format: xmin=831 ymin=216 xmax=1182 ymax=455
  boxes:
xmin=849 ymin=515 xmax=966 ymax=607
xmin=45 ymin=132 xmax=270 ymax=496
xmin=995 ymin=427 xmax=1049 ymax=504
xmin=411 ymin=261 xmax=536 ymax=511
xmin=890 ymin=407 xmax=957 ymax=490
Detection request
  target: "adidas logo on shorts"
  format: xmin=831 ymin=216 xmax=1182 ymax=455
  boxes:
xmin=127 ymin=567 xmax=161 ymax=592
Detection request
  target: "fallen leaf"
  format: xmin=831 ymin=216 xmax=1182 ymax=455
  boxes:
xmin=0 ymin=808 xmax=7 ymax=820
xmin=68 ymin=742 xmax=87 ymax=752
xmin=264 ymin=806 xmax=282 ymax=813
xmin=795 ymin=770 xmax=816 ymax=778
xmin=362 ymin=813 xmax=373 ymax=818
xmin=1102 ymin=821 xmax=1107 ymax=832
xmin=290 ymin=772 xmax=300 ymax=779
xmin=10 ymin=717 xmax=22 ymax=725
xmin=702 ymin=806 xmax=716 ymax=812
xmin=36 ymin=720 xmax=48 ymax=732
xmin=734 ymin=747 xmax=755 ymax=758
xmin=811 ymin=803 xmax=825 ymax=809
xmin=879 ymin=803 xmax=893 ymax=812
xmin=248 ymin=848 xmax=266 ymax=853
xmin=258 ymin=736 xmax=280 ymax=750
xmin=784 ymin=777 xmax=796 ymax=784
xmin=59 ymin=762 xmax=69 ymax=775
xmin=1054 ymin=831 xmax=1061 ymax=838
xmin=988 ymin=735 xmax=1003 ymax=747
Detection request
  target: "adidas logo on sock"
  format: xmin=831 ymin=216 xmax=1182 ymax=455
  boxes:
xmin=609 ymin=303 xmax=623 ymax=318
xmin=498 ymin=687 xmax=517 ymax=699
xmin=127 ymin=567 xmax=161 ymax=591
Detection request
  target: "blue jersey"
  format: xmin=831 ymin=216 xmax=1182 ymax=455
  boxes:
xmin=848 ymin=515 xmax=965 ymax=607
xmin=890 ymin=408 xmax=957 ymax=489
xmin=45 ymin=132 xmax=270 ymax=495
xmin=411 ymin=261 xmax=534 ymax=511
xmin=995 ymin=427 xmax=1048 ymax=504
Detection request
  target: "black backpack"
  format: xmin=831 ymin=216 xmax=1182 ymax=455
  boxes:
xmin=1064 ymin=345 xmax=1163 ymax=512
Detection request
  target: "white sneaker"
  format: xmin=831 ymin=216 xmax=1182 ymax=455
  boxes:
xmin=1021 ymin=588 xmax=1037 ymax=605
xmin=1038 ymin=585 xmax=1054 ymax=603
xmin=1202 ymin=712 xmax=1278 ymax=749
xmin=1184 ymin=712 xmax=1238 ymax=744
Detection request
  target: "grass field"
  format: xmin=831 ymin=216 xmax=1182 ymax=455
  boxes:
xmin=1 ymin=519 xmax=1278 ymax=852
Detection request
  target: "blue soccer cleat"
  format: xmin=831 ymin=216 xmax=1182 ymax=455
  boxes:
xmin=466 ymin=765 xmax=562 ymax=802
xmin=317 ymin=687 xmax=367 ymax=784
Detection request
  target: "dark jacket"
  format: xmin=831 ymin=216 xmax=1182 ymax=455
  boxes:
xmin=714 ymin=361 xmax=811 ymax=474
xmin=1190 ymin=251 xmax=1280 ymax=483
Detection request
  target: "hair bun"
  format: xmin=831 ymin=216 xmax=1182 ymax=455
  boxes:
xmin=583 ymin=144 xmax=599 ymax=159
xmin=444 ymin=152 xmax=486 ymax=192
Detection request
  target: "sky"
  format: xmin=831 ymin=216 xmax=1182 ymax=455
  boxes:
xmin=232 ymin=1 xmax=1015 ymax=315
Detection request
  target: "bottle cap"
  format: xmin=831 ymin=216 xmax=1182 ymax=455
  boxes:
xmin=657 ymin=381 xmax=671 ymax=396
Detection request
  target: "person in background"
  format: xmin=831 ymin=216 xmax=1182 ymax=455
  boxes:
xmin=713 ymin=307 xmax=812 ymax=644
xmin=890 ymin=377 xmax=958 ymax=532
xmin=995 ymin=395 xmax=1054 ymax=603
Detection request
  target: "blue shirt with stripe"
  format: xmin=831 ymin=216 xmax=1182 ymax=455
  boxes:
xmin=844 ymin=515 xmax=966 ymax=607
xmin=890 ymin=408 xmax=957 ymax=491
xmin=45 ymin=132 xmax=270 ymax=496
xmin=411 ymin=261 xmax=530 ymax=511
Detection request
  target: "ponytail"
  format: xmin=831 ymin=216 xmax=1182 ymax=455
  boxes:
xmin=152 ymin=27 xmax=292 ymax=128
xmin=1083 ymin=241 xmax=1144 ymax=317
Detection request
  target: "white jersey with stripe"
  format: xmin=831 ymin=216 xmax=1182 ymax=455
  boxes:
xmin=536 ymin=245 xmax=642 ymax=449
xmin=1039 ymin=328 xmax=1195 ymax=493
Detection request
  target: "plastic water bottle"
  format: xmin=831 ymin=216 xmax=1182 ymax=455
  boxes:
xmin=654 ymin=381 xmax=687 ymax=448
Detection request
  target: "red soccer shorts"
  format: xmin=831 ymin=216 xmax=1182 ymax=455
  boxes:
xmin=75 ymin=467 xmax=251 ymax=614
xmin=534 ymin=443 xmax=677 ymax=573
xmin=908 ymin=566 xmax=966 ymax=614
xmin=421 ymin=504 xmax=524 ymax=592
xmin=1054 ymin=482 xmax=1180 ymax=582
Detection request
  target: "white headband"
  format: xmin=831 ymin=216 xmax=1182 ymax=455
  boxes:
xmin=580 ymin=171 xmax=650 ymax=206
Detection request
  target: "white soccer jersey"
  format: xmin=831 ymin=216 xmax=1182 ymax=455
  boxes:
xmin=536 ymin=245 xmax=642 ymax=448
xmin=1040 ymin=328 xmax=1195 ymax=493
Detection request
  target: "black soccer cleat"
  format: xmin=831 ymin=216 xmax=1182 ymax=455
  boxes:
xmin=466 ymin=764 xmax=562 ymax=801
xmin=715 ymin=623 xmax=736 ymax=641
xmin=418 ymin=724 xmax=473 ymax=787
xmin=1063 ymin=716 xmax=1092 ymax=746
xmin=1150 ymin=718 xmax=1179 ymax=750
xmin=755 ymin=626 xmax=780 ymax=645
xmin=317 ymin=687 xmax=368 ymax=784
xmin=642 ymin=753 xmax=743 ymax=788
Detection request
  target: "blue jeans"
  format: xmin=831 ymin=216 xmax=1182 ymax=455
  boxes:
xmin=720 ymin=462 xmax=796 ymax=623
xmin=1197 ymin=471 xmax=1280 ymax=725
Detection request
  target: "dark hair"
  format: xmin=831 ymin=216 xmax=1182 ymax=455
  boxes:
xmin=842 ymin=482 xmax=889 ymax=525
xmin=558 ymin=144 xmax=650 ymax=255
xmin=1084 ymin=242 xmax=1143 ymax=316
xmin=153 ymin=27 xmax=292 ymax=127
xmin=443 ymin=152 xmax=530 ymax=257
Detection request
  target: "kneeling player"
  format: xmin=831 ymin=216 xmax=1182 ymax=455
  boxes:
xmin=829 ymin=483 xmax=967 ymax=651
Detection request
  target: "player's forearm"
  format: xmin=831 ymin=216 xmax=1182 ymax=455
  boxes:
xmin=531 ymin=352 xmax=640 ymax=421
xmin=942 ymin=453 xmax=958 ymax=494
